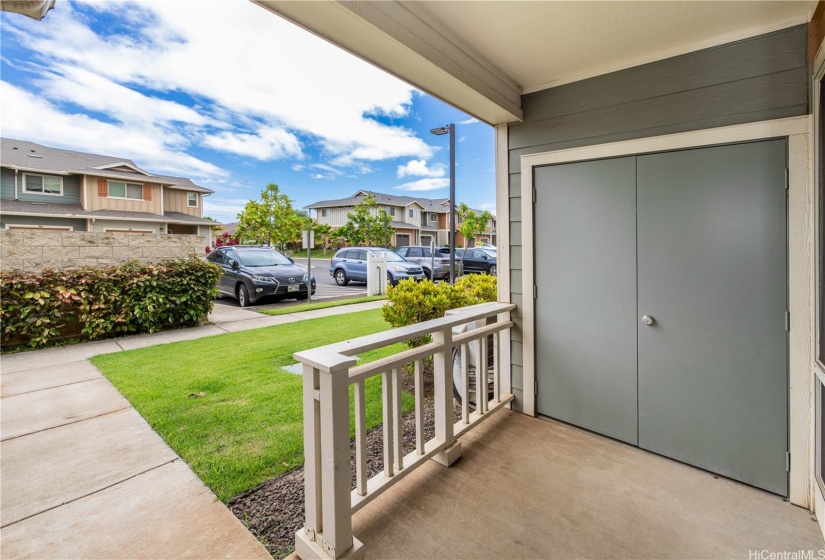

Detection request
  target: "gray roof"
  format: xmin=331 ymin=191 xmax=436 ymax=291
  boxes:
xmin=305 ymin=190 xmax=493 ymax=216
xmin=0 ymin=199 xmax=218 ymax=225
xmin=306 ymin=190 xmax=449 ymax=212
xmin=0 ymin=138 xmax=212 ymax=193
xmin=390 ymin=220 xmax=419 ymax=230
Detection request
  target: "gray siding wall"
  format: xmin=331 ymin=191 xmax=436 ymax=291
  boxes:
xmin=1 ymin=168 xmax=81 ymax=205
xmin=0 ymin=168 xmax=14 ymax=199
xmin=506 ymin=24 xmax=809 ymax=412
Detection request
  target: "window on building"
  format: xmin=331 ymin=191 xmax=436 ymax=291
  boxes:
xmin=429 ymin=213 xmax=438 ymax=222
xmin=108 ymin=181 xmax=144 ymax=200
xmin=408 ymin=209 xmax=416 ymax=218
xmin=387 ymin=207 xmax=396 ymax=216
xmin=23 ymin=174 xmax=62 ymax=195
xmin=187 ymin=192 xmax=198 ymax=207
xmin=321 ymin=209 xmax=329 ymax=217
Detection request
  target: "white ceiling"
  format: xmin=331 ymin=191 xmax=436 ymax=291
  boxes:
xmin=258 ymin=1 xmax=817 ymax=123
xmin=414 ymin=0 xmax=817 ymax=94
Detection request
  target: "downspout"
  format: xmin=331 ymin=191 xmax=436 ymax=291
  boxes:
xmin=13 ymin=167 xmax=18 ymax=199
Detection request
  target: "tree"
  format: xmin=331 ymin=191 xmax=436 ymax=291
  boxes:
xmin=313 ymin=222 xmax=333 ymax=255
xmin=235 ymin=184 xmax=302 ymax=249
xmin=456 ymin=203 xmax=494 ymax=271
xmin=456 ymin=203 xmax=493 ymax=249
xmin=337 ymin=194 xmax=394 ymax=247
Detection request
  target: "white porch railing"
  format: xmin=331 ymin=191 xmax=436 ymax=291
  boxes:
xmin=293 ymin=301 xmax=516 ymax=560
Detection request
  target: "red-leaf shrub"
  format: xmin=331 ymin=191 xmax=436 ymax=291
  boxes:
xmin=1 ymin=257 xmax=221 ymax=348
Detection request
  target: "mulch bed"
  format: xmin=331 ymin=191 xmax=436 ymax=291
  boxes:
xmin=229 ymin=364 xmax=461 ymax=558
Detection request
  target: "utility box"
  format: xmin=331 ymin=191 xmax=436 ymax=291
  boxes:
xmin=366 ymin=251 xmax=387 ymax=296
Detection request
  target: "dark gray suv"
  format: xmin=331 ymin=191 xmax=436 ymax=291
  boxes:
xmin=207 ymin=246 xmax=316 ymax=307
xmin=330 ymin=247 xmax=425 ymax=286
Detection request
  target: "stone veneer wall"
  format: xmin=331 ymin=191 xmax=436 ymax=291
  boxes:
xmin=0 ymin=231 xmax=205 ymax=273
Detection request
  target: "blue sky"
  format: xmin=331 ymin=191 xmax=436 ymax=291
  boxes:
xmin=0 ymin=0 xmax=495 ymax=223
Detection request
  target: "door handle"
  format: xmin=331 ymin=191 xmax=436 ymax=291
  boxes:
xmin=642 ymin=315 xmax=655 ymax=326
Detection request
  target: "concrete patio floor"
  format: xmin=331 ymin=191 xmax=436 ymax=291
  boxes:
xmin=350 ymin=410 xmax=824 ymax=559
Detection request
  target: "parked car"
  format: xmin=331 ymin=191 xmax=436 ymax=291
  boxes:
xmin=207 ymin=245 xmax=316 ymax=307
xmin=395 ymin=245 xmax=462 ymax=280
xmin=330 ymin=247 xmax=425 ymax=286
xmin=457 ymin=247 xmax=497 ymax=275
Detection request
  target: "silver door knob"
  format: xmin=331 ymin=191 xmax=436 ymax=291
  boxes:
xmin=642 ymin=315 xmax=655 ymax=326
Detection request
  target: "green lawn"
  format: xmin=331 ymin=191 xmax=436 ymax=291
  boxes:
xmin=92 ymin=309 xmax=408 ymax=501
xmin=286 ymin=248 xmax=335 ymax=259
xmin=258 ymin=296 xmax=386 ymax=317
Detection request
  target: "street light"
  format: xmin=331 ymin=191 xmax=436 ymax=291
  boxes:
xmin=430 ymin=123 xmax=455 ymax=284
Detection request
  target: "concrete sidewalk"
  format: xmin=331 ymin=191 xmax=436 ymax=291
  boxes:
xmin=0 ymin=299 xmax=385 ymax=558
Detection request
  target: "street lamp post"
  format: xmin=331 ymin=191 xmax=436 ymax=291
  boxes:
xmin=430 ymin=123 xmax=455 ymax=284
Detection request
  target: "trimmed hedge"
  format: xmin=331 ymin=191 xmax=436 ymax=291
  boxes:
xmin=1 ymin=258 xmax=221 ymax=348
xmin=382 ymin=274 xmax=497 ymax=347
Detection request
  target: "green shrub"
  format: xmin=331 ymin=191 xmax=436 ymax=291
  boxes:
xmin=1 ymin=258 xmax=221 ymax=349
xmin=382 ymin=274 xmax=498 ymax=347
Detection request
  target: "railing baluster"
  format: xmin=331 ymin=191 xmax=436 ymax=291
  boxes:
xmin=392 ymin=367 xmax=403 ymax=471
xmin=414 ymin=359 xmax=424 ymax=454
xmin=494 ymin=330 xmax=500 ymax=403
xmin=354 ymin=380 xmax=367 ymax=496
xmin=479 ymin=335 xmax=488 ymax=414
xmin=301 ymin=365 xmax=322 ymax=535
xmin=382 ymin=371 xmax=394 ymax=477
xmin=461 ymin=342 xmax=469 ymax=424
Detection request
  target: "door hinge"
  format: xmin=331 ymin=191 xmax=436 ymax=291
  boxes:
xmin=534 ymin=379 xmax=538 ymax=395
xmin=786 ymin=452 xmax=791 ymax=472
xmin=532 ymin=187 xmax=537 ymax=203
xmin=533 ymin=285 xmax=537 ymax=299
xmin=785 ymin=311 xmax=790 ymax=332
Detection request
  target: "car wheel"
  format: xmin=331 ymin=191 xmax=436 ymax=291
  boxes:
xmin=423 ymin=268 xmax=431 ymax=280
xmin=386 ymin=272 xmax=394 ymax=286
xmin=334 ymin=269 xmax=349 ymax=286
xmin=489 ymin=264 xmax=497 ymax=276
xmin=238 ymin=284 xmax=251 ymax=308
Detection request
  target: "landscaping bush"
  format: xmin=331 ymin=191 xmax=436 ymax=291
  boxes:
xmin=382 ymin=274 xmax=498 ymax=347
xmin=1 ymin=258 xmax=221 ymax=348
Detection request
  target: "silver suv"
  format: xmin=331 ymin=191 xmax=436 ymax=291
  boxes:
xmin=395 ymin=246 xmax=461 ymax=281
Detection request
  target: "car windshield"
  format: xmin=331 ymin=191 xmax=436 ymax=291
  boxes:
xmin=482 ymin=249 xmax=496 ymax=257
xmin=236 ymin=249 xmax=292 ymax=267
xmin=372 ymin=249 xmax=405 ymax=262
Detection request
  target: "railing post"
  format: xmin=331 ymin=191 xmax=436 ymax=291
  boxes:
xmin=432 ymin=325 xmax=462 ymax=466
xmin=295 ymin=356 xmax=364 ymax=560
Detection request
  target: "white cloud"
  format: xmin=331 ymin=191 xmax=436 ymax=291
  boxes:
xmin=0 ymin=81 xmax=226 ymax=179
xmin=1 ymin=1 xmax=433 ymax=172
xmin=397 ymin=159 xmax=445 ymax=178
xmin=394 ymin=178 xmax=450 ymax=191
xmin=291 ymin=164 xmax=305 ymax=171
xmin=477 ymin=202 xmax=496 ymax=212
xmin=458 ymin=135 xmax=466 ymax=143
xmin=201 ymin=127 xmax=302 ymax=161
xmin=203 ymin=197 xmax=253 ymax=223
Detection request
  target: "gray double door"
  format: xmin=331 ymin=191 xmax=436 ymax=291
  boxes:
xmin=534 ymin=140 xmax=788 ymax=496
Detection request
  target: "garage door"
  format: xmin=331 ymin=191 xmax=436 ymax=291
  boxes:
xmin=396 ymin=234 xmax=410 ymax=247
xmin=534 ymin=139 xmax=788 ymax=495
